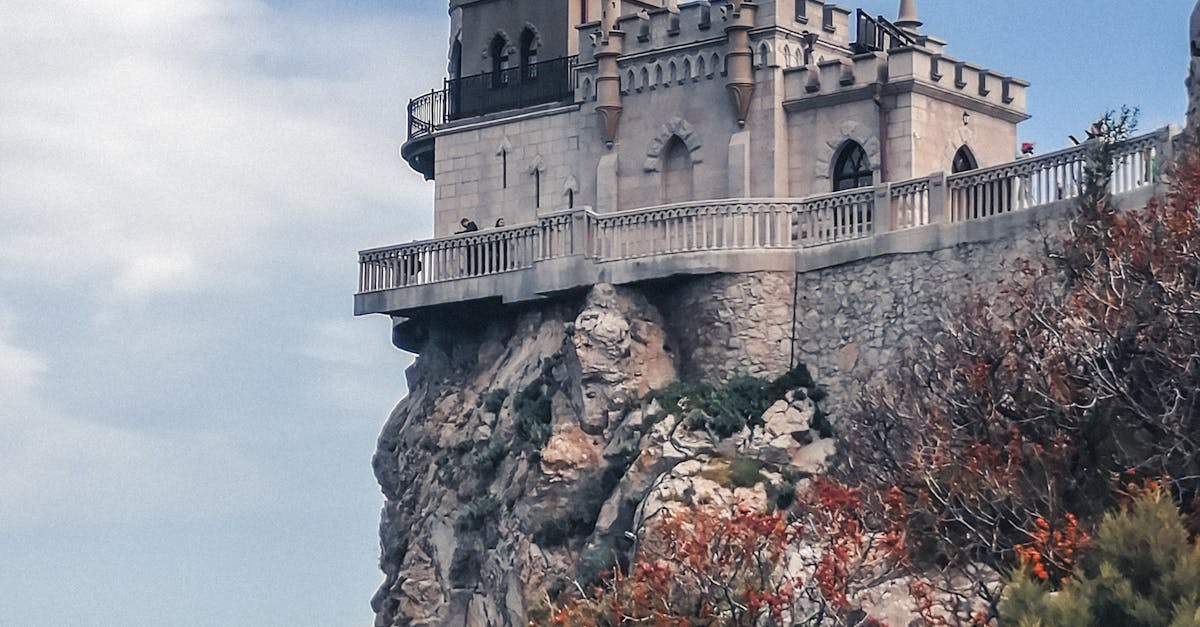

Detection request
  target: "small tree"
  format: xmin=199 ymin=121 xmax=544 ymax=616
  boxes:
xmin=533 ymin=507 xmax=801 ymax=626
xmin=840 ymin=113 xmax=1200 ymax=619
xmin=1001 ymin=489 xmax=1200 ymax=627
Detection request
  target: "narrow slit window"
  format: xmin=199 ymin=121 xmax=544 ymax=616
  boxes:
xmin=533 ymin=169 xmax=541 ymax=208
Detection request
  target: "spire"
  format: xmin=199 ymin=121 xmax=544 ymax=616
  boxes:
xmin=896 ymin=0 xmax=922 ymax=32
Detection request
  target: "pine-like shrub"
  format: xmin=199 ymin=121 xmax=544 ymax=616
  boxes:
xmin=1001 ymin=490 xmax=1200 ymax=627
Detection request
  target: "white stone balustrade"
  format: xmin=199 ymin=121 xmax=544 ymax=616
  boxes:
xmin=359 ymin=127 xmax=1178 ymax=313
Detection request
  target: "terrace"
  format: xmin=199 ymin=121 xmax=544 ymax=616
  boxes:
xmin=401 ymin=56 xmax=578 ymax=179
xmin=362 ymin=127 xmax=1179 ymax=319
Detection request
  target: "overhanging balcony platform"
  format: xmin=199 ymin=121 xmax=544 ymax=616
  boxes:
xmin=401 ymin=56 xmax=578 ymax=179
xmin=363 ymin=128 xmax=1177 ymax=321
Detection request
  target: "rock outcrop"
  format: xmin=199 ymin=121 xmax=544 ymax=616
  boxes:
xmin=370 ymin=279 xmax=841 ymax=626
xmin=372 ymin=211 xmax=1064 ymax=625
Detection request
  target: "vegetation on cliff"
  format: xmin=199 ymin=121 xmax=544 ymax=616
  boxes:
xmin=532 ymin=118 xmax=1200 ymax=625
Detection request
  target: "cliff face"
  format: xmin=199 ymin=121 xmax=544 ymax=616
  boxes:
xmin=370 ymin=216 xmax=1058 ymax=626
xmin=370 ymin=278 xmax=839 ymax=626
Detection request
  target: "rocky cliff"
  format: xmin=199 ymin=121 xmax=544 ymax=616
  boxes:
xmin=370 ymin=277 xmax=845 ymax=626
xmin=371 ymin=215 xmax=1057 ymax=626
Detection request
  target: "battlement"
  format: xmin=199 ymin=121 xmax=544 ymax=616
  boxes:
xmin=782 ymin=44 xmax=1028 ymax=118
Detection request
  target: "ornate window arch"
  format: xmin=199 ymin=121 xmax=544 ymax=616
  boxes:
xmin=952 ymin=145 xmax=978 ymax=173
xmin=519 ymin=26 xmax=539 ymax=81
xmin=815 ymin=121 xmax=880 ymax=186
xmin=448 ymin=33 xmax=463 ymax=116
xmin=660 ymin=136 xmax=694 ymax=202
xmin=489 ymin=33 xmax=510 ymax=88
xmin=643 ymin=117 xmax=702 ymax=172
xmin=832 ymin=141 xmax=873 ymax=191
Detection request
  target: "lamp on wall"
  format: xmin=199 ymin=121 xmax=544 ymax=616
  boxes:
xmin=962 ymin=111 xmax=971 ymax=126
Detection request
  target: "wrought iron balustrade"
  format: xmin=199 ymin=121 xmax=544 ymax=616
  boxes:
xmin=852 ymin=10 xmax=918 ymax=53
xmin=405 ymin=56 xmax=578 ymax=141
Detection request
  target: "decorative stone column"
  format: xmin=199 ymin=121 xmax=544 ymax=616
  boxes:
xmin=595 ymin=1 xmax=624 ymax=147
xmin=724 ymin=1 xmax=757 ymax=126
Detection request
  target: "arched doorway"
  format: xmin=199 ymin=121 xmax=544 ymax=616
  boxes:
xmin=661 ymin=136 xmax=694 ymax=203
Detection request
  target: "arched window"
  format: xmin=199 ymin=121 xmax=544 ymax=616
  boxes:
xmin=952 ymin=145 xmax=978 ymax=173
xmin=661 ymin=136 xmax=694 ymax=202
xmin=833 ymin=141 xmax=873 ymax=191
xmin=519 ymin=28 xmax=538 ymax=81
xmin=448 ymin=37 xmax=463 ymax=116
xmin=490 ymin=34 xmax=509 ymax=88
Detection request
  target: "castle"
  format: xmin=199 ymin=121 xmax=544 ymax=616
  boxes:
xmin=356 ymin=0 xmax=1173 ymax=350
xmin=360 ymin=4 xmax=1189 ymax=625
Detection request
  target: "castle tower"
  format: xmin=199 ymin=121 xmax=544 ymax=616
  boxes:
xmin=363 ymin=7 xmax=1183 ymax=626
xmin=376 ymin=0 xmax=1031 ymax=321
xmin=895 ymin=0 xmax=921 ymax=33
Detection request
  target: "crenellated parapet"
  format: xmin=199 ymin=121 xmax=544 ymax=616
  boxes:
xmin=401 ymin=0 xmax=1033 ymax=237
xmin=782 ymin=44 xmax=1028 ymax=122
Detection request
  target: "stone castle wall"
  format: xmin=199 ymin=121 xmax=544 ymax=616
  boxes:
xmin=369 ymin=213 xmax=1062 ymax=626
xmin=646 ymin=211 xmax=1059 ymax=412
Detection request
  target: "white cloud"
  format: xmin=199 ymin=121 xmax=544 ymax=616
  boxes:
xmin=0 ymin=310 xmax=264 ymax=524
xmin=114 ymin=250 xmax=202 ymax=296
xmin=0 ymin=0 xmax=440 ymax=298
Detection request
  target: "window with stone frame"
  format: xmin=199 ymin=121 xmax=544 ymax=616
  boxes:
xmin=833 ymin=141 xmax=873 ymax=191
xmin=661 ymin=135 xmax=694 ymax=203
xmin=490 ymin=34 xmax=509 ymax=88
xmin=952 ymin=145 xmax=979 ymax=173
xmin=519 ymin=28 xmax=538 ymax=81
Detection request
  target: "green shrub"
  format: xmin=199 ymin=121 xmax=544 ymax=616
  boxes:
xmin=576 ymin=542 xmax=618 ymax=587
xmin=459 ymin=495 xmax=500 ymax=532
xmin=468 ymin=441 xmax=508 ymax=473
xmin=649 ymin=365 xmax=830 ymax=439
xmin=514 ymin=369 xmax=555 ymax=448
xmin=1000 ymin=490 xmax=1200 ymax=627
xmin=480 ymin=388 xmax=509 ymax=414
xmin=534 ymin=513 xmax=596 ymax=548
xmin=728 ymin=458 xmax=765 ymax=488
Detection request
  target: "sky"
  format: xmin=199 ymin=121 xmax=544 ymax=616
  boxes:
xmin=0 ymin=1 xmax=1190 ymax=626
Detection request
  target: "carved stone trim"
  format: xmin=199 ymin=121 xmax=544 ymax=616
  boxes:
xmin=815 ymin=121 xmax=881 ymax=182
xmin=727 ymin=82 xmax=755 ymax=126
xmin=643 ymin=117 xmax=702 ymax=172
xmin=597 ymin=106 xmax=622 ymax=148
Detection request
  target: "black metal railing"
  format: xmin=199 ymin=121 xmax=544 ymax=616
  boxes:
xmin=852 ymin=10 xmax=918 ymax=54
xmin=407 ymin=88 xmax=448 ymax=139
xmin=406 ymin=55 xmax=578 ymax=141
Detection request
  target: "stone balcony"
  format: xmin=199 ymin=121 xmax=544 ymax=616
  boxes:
xmin=359 ymin=127 xmax=1178 ymax=321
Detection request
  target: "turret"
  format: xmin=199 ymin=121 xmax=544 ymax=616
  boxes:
xmin=895 ymin=0 xmax=921 ymax=34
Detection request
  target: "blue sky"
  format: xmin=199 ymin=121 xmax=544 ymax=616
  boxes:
xmin=0 ymin=1 xmax=1189 ymax=626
